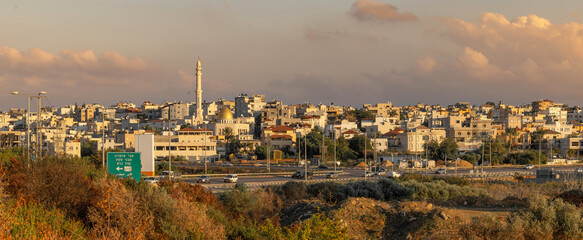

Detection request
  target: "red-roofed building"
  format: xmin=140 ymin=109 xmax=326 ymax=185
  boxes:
xmin=341 ymin=129 xmax=361 ymax=139
xmin=263 ymin=125 xmax=296 ymax=150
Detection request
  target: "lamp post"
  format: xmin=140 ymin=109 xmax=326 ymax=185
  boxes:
xmin=364 ymin=133 xmax=367 ymax=179
xmin=11 ymin=91 xmax=47 ymax=161
xmin=334 ymin=130 xmax=337 ymax=173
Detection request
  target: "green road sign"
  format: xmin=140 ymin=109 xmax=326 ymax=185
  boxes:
xmin=107 ymin=152 xmax=141 ymax=182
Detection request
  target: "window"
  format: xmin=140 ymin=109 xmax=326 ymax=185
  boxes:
xmin=573 ymin=142 xmax=579 ymax=147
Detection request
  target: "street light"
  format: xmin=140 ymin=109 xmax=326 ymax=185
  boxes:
xmin=11 ymin=91 xmax=47 ymax=162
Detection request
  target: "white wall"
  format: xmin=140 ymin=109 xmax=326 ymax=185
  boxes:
xmin=135 ymin=134 xmax=155 ymax=176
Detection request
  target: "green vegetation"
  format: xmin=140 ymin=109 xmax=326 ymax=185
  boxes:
xmin=3 ymin=147 xmax=583 ymax=239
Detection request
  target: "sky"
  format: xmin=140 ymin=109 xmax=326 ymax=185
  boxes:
xmin=2 ymin=0 xmax=583 ymax=111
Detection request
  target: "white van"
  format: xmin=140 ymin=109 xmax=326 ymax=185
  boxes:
xmin=224 ymin=174 xmax=238 ymax=183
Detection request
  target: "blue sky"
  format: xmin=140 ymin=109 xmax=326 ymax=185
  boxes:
xmin=2 ymin=0 xmax=583 ymax=110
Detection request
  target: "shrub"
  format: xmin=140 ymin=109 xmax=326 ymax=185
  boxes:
xmin=308 ymin=182 xmax=341 ymax=203
xmin=220 ymin=183 xmax=261 ymax=218
xmin=136 ymin=181 xmax=226 ymax=239
xmin=87 ymin=178 xmax=154 ymax=239
xmin=23 ymin=156 xmax=102 ymax=222
xmin=401 ymin=180 xmax=489 ymax=200
xmin=303 ymin=179 xmax=412 ymax=204
xmin=376 ymin=178 xmax=414 ymax=200
xmin=165 ymin=182 xmax=219 ymax=208
xmin=508 ymin=195 xmax=583 ymax=239
xmin=399 ymin=173 xmax=470 ymax=186
xmin=281 ymin=181 xmax=307 ymax=203
xmin=0 ymin=200 xmax=86 ymax=239
xmin=290 ymin=212 xmax=349 ymax=240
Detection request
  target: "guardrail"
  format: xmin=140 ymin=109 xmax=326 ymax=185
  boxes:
xmin=182 ymin=170 xmax=345 ymax=178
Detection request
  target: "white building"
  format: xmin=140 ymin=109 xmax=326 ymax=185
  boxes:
xmin=153 ymin=128 xmax=217 ymax=162
xmin=235 ymin=94 xmax=266 ymax=118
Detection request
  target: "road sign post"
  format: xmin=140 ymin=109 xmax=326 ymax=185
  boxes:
xmin=107 ymin=152 xmax=141 ymax=182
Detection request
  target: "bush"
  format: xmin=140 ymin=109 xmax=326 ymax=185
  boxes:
xmin=401 ymin=180 xmax=489 ymax=200
xmin=87 ymin=178 xmax=154 ymax=239
xmin=0 ymin=200 xmax=86 ymax=239
xmin=308 ymin=182 xmax=341 ymax=203
xmin=136 ymin=181 xmax=226 ymax=239
xmin=290 ymin=212 xmax=349 ymax=240
xmin=399 ymin=173 xmax=470 ymax=186
xmin=164 ymin=182 xmax=219 ymax=208
xmin=220 ymin=183 xmax=261 ymax=219
xmin=281 ymin=181 xmax=307 ymax=204
xmin=23 ymin=156 xmax=102 ymax=222
xmin=508 ymin=195 xmax=583 ymax=239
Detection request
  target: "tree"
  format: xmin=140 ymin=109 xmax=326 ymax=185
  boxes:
xmin=424 ymin=138 xmax=459 ymax=161
xmin=299 ymin=127 xmax=324 ymax=159
xmin=478 ymin=138 xmax=506 ymax=165
xmin=81 ymin=141 xmax=97 ymax=157
xmin=348 ymin=135 xmax=373 ymax=159
xmin=327 ymin=136 xmax=357 ymax=162
xmin=438 ymin=138 xmax=459 ymax=160
xmin=223 ymin=127 xmax=235 ymax=155
xmin=424 ymin=140 xmax=440 ymax=161
xmin=254 ymin=145 xmax=267 ymax=160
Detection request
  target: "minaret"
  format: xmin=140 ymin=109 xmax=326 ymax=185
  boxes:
xmin=195 ymin=58 xmax=203 ymax=122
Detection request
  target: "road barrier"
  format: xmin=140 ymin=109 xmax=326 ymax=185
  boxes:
xmin=182 ymin=170 xmax=344 ymax=178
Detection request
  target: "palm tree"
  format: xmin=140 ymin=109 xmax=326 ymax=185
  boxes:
xmin=505 ymin=127 xmax=519 ymax=152
xmin=223 ymin=127 xmax=235 ymax=155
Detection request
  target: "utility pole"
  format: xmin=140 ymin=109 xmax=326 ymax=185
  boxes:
xmin=334 ymin=130 xmax=337 ymax=173
xmin=204 ymin=129 xmax=207 ymax=174
xmin=364 ymin=133 xmax=367 ymax=179
xmin=538 ymin=135 xmax=542 ymax=170
xmin=36 ymin=96 xmax=42 ymax=159
xmin=26 ymin=96 xmax=30 ymax=162
xmin=102 ymin=114 xmax=105 ymax=169
xmin=267 ymin=140 xmax=271 ymax=173
xmin=168 ymin=108 xmax=172 ymax=179
xmin=305 ymin=134 xmax=307 ymax=181
xmin=321 ymin=129 xmax=325 ymax=167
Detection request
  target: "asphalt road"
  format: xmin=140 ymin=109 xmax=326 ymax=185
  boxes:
xmin=182 ymin=164 xmax=583 ymax=190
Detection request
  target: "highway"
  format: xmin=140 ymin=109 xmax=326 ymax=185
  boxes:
xmin=180 ymin=164 xmax=583 ymax=191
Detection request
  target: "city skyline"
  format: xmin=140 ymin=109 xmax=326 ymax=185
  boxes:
xmin=2 ymin=0 xmax=583 ymax=111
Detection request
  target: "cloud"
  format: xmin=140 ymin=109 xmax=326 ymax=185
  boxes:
xmin=352 ymin=12 xmax=583 ymax=105
xmin=0 ymin=47 xmax=150 ymax=81
xmin=415 ymin=56 xmax=436 ymax=73
xmin=442 ymin=12 xmax=583 ymax=85
xmin=0 ymin=46 xmax=157 ymax=108
xmin=349 ymin=0 xmax=417 ymax=22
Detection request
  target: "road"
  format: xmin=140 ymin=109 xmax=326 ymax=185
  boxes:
xmin=181 ymin=164 xmax=583 ymax=191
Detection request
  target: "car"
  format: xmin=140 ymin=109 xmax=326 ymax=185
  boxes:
xmin=575 ymin=168 xmax=583 ymax=174
xmin=222 ymin=162 xmax=234 ymax=167
xmin=387 ymin=171 xmax=401 ymax=178
xmin=143 ymin=176 xmax=160 ymax=184
xmin=224 ymin=174 xmax=238 ymax=183
xmin=326 ymin=172 xmax=339 ymax=179
xmin=523 ymin=164 xmax=534 ymax=170
xmin=160 ymin=170 xmax=180 ymax=179
xmin=197 ymin=175 xmax=211 ymax=183
xmin=375 ymin=170 xmax=388 ymax=176
xmin=362 ymin=171 xmax=374 ymax=177
xmin=435 ymin=168 xmax=447 ymax=174
xmin=318 ymin=165 xmax=329 ymax=169
xmin=292 ymin=171 xmax=313 ymax=179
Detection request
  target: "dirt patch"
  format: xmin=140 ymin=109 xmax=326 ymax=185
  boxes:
xmin=331 ymin=197 xmax=396 ymax=239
